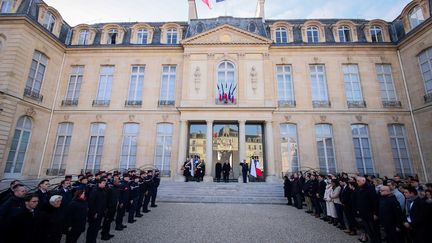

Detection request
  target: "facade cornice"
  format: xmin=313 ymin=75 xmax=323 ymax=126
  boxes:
xmin=270 ymin=44 xmax=397 ymax=51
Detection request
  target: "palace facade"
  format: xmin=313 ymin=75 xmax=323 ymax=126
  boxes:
xmin=0 ymin=0 xmax=431 ymax=182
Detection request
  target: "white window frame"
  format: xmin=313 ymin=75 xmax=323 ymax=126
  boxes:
xmin=50 ymin=123 xmax=73 ymax=171
xmin=216 ymin=61 xmax=236 ymax=103
xmin=352 ymin=124 xmax=375 ymax=175
xmin=276 ymin=65 xmax=294 ymax=102
xmin=0 ymin=0 xmax=12 ymax=13
xmin=4 ymin=116 xmax=32 ymax=176
xmin=280 ymin=123 xmax=299 ymax=172
xmin=96 ymin=66 xmax=114 ymax=102
xmin=159 ymin=65 xmax=176 ymax=103
xmin=376 ymin=64 xmax=398 ymax=102
xmin=128 ymin=65 xmax=145 ymax=101
xmin=409 ymin=6 xmax=424 ymax=29
xmin=166 ymin=28 xmax=177 ymax=44
xmin=85 ymin=123 xmax=106 ymax=172
xmin=154 ymin=123 xmax=173 ymax=176
xmin=43 ymin=11 xmax=56 ymax=32
xmin=338 ymin=26 xmax=351 ymax=42
xmin=418 ymin=48 xmax=432 ymax=95
xmin=119 ymin=123 xmax=139 ymax=170
xmin=65 ymin=65 xmax=84 ymax=102
xmin=107 ymin=29 xmax=118 ymax=44
xmin=26 ymin=51 xmax=48 ymax=94
xmin=370 ymin=26 xmax=383 ymax=42
xmin=342 ymin=64 xmax=364 ymax=102
xmin=78 ymin=30 xmax=89 ymax=45
xmin=388 ymin=124 xmax=413 ymax=177
xmin=315 ymin=124 xmax=337 ymax=174
xmin=307 ymin=26 xmax=319 ymax=43
xmin=137 ymin=29 xmax=148 ymax=44
xmin=309 ymin=64 xmax=329 ymax=102
xmin=275 ymin=27 xmax=288 ymax=44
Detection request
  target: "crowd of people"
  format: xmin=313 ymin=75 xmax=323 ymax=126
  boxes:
xmin=283 ymin=172 xmax=431 ymax=243
xmin=0 ymin=169 xmax=161 ymax=243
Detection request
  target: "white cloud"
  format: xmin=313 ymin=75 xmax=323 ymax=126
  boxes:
xmin=43 ymin=0 xmax=413 ymax=26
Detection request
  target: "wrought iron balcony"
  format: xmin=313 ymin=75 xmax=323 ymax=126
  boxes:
xmin=424 ymin=92 xmax=432 ymax=103
xmin=46 ymin=168 xmax=66 ymax=176
xmin=158 ymin=100 xmax=175 ymax=106
xmin=382 ymin=100 xmax=402 ymax=108
xmin=312 ymin=100 xmax=331 ymax=108
xmin=278 ymin=100 xmax=296 ymax=108
xmin=125 ymin=100 xmax=142 ymax=106
xmin=23 ymin=87 xmax=43 ymax=102
xmin=92 ymin=100 xmax=110 ymax=106
xmin=61 ymin=99 xmax=79 ymax=106
xmin=347 ymin=100 xmax=366 ymax=108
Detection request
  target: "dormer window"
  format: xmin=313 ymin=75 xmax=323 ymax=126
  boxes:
xmin=137 ymin=29 xmax=148 ymax=44
xmin=0 ymin=0 xmax=12 ymax=13
xmin=78 ymin=30 xmax=89 ymax=45
xmin=409 ymin=6 xmax=424 ymax=29
xmin=43 ymin=12 xmax=56 ymax=32
xmin=248 ymin=22 xmax=257 ymax=33
xmin=338 ymin=26 xmax=351 ymax=42
xmin=196 ymin=22 xmax=205 ymax=34
xmin=307 ymin=26 xmax=319 ymax=43
xmin=167 ymin=28 xmax=177 ymax=44
xmin=370 ymin=26 xmax=383 ymax=42
xmin=275 ymin=27 xmax=288 ymax=44
xmin=108 ymin=29 xmax=117 ymax=44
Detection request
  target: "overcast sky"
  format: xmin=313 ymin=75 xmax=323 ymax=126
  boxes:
xmin=43 ymin=0 xmax=412 ymax=26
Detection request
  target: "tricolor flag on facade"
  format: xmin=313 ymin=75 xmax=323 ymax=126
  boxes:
xmin=190 ymin=158 xmax=194 ymax=176
xmin=202 ymin=0 xmax=226 ymax=10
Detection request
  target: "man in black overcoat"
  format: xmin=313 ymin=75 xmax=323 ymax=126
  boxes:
xmin=215 ymin=161 xmax=222 ymax=182
xmin=379 ymin=186 xmax=404 ymax=243
xmin=240 ymin=160 xmax=248 ymax=183
xmin=86 ymin=179 xmax=108 ymax=243
xmin=222 ymin=161 xmax=230 ymax=183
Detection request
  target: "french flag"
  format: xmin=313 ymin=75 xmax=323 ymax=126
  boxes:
xmin=202 ymin=0 xmax=225 ymax=9
xmin=250 ymin=159 xmax=263 ymax=177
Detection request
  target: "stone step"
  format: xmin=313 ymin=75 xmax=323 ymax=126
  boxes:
xmin=157 ymin=182 xmax=287 ymax=204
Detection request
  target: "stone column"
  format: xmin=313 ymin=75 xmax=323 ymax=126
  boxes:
xmin=265 ymin=120 xmax=277 ymax=182
xmin=238 ymin=120 xmax=246 ymax=182
xmin=175 ymin=119 xmax=188 ymax=181
xmin=204 ymin=120 xmax=213 ymax=182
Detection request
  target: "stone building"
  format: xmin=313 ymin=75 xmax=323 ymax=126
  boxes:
xmin=0 ymin=0 xmax=431 ymax=182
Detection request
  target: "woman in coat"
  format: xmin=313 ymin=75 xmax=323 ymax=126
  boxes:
xmin=65 ymin=190 xmax=88 ymax=243
xmin=324 ymin=178 xmax=337 ymax=224
xmin=330 ymin=179 xmax=345 ymax=229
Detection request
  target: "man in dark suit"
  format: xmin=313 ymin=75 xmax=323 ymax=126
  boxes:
xmin=240 ymin=160 xmax=248 ymax=183
xmin=379 ymin=186 xmax=404 ymax=243
xmin=222 ymin=161 xmax=230 ymax=183
xmin=0 ymin=180 xmax=21 ymax=205
xmin=215 ymin=161 xmax=222 ymax=182
xmin=340 ymin=179 xmax=356 ymax=235
xmin=403 ymin=186 xmax=428 ymax=243
xmin=86 ymin=179 xmax=108 ymax=243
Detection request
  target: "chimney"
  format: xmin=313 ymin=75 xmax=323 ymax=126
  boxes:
xmin=188 ymin=0 xmax=198 ymax=21
xmin=255 ymin=0 xmax=265 ymax=19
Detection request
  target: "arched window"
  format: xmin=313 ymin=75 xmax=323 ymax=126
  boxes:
xmin=196 ymin=22 xmax=205 ymax=34
xmin=280 ymin=123 xmax=299 ymax=172
xmin=338 ymin=26 xmax=351 ymax=42
xmin=275 ymin=27 xmax=288 ymax=43
xmin=315 ymin=124 xmax=336 ymax=174
xmin=306 ymin=26 xmax=319 ymax=43
xmin=137 ymin=29 xmax=148 ymax=44
xmin=43 ymin=11 xmax=56 ymax=32
xmin=248 ymin=22 xmax=257 ymax=33
xmin=216 ymin=61 xmax=236 ymax=104
xmin=107 ymin=29 xmax=118 ymax=44
xmin=78 ymin=30 xmax=89 ymax=45
xmin=409 ymin=6 xmax=424 ymax=29
xmin=166 ymin=28 xmax=177 ymax=44
xmin=50 ymin=122 xmax=73 ymax=174
xmin=370 ymin=26 xmax=383 ymax=42
xmin=0 ymin=0 xmax=12 ymax=13
xmin=85 ymin=123 xmax=106 ymax=173
xmin=4 ymin=116 xmax=32 ymax=176
xmin=351 ymin=124 xmax=375 ymax=175
xmin=154 ymin=123 xmax=173 ymax=176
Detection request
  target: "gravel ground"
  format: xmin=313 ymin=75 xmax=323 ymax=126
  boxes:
xmin=77 ymin=202 xmax=357 ymax=243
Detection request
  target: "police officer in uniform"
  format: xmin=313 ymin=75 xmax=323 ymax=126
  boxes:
xmin=115 ymin=173 xmax=130 ymax=231
xmin=151 ymin=170 xmax=160 ymax=207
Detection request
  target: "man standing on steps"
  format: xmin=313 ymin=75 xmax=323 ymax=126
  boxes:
xmin=222 ymin=161 xmax=231 ymax=183
xmin=240 ymin=160 xmax=248 ymax=183
xmin=215 ymin=161 xmax=222 ymax=182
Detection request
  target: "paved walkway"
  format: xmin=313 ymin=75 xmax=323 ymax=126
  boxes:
xmin=79 ymin=203 xmax=357 ymax=243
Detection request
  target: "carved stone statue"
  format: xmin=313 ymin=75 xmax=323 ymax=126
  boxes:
xmin=250 ymin=66 xmax=258 ymax=94
xmin=194 ymin=66 xmax=201 ymax=93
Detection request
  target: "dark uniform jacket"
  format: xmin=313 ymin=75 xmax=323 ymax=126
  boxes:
xmin=291 ymin=178 xmax=303 ymax=195
xmin=88 ymin=187 xmax=107 ymax=218
xmin=117 ymin=180 xmax=130 ymax=206
xmin=379 ymin=194 xmax=403 ymax=230
xmin=353 ymin=183 xmax=378 ymax=220
xmin=405 ymin=197 xmax=429 ymax=243
xmin=36 ymin=189 xmax=51 ymax=210
xmin=65 ymin=198 xmax=88 ymax=233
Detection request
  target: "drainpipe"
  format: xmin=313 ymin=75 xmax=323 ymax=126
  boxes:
xmin=397 ymin=50 xmax=428 ymax=182
xmin=37 ymin=52 xmax=66 ymax=179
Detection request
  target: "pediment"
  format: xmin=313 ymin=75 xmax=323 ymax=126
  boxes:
xmin=181 ymin=24 xmax=272 ymax=46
